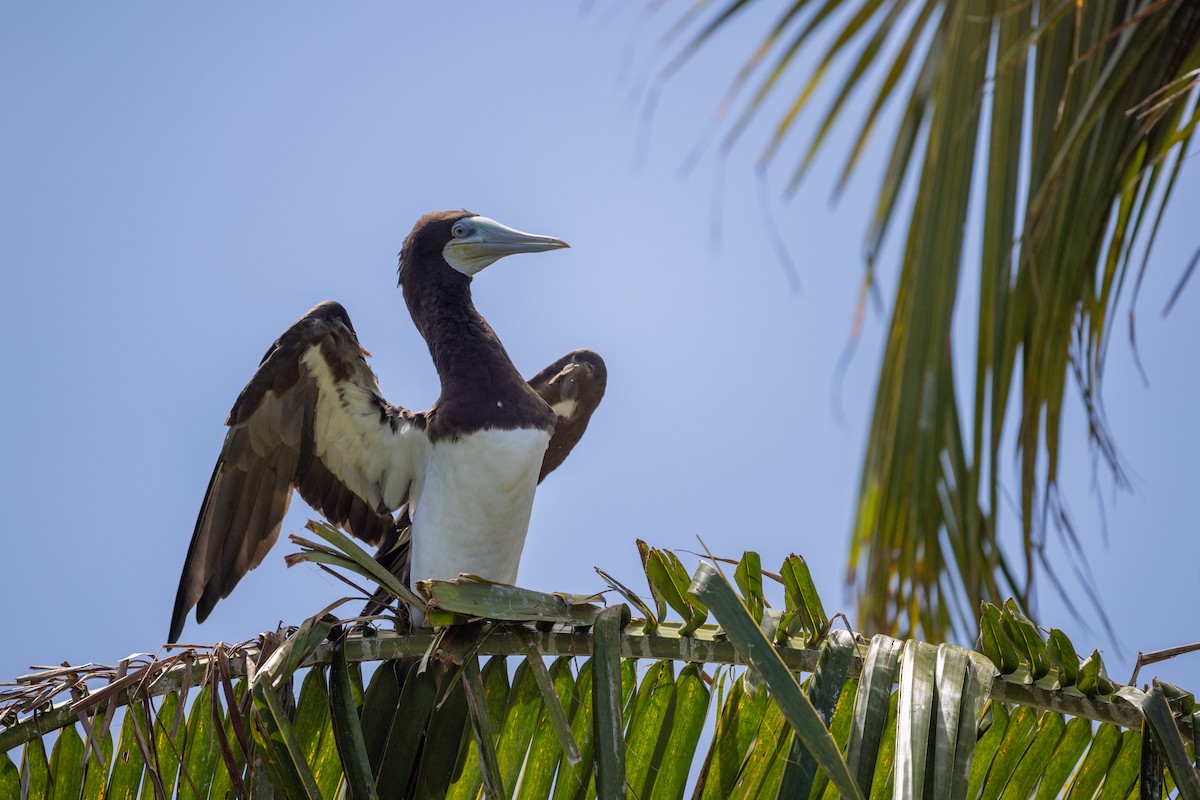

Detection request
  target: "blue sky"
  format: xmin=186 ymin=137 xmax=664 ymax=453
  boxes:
xmin=2 ymin=3 xmax=1198 ymax=696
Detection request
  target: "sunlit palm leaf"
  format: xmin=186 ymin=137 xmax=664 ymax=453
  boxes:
xmin=659 ymin=0 xmax=1200 ymax=642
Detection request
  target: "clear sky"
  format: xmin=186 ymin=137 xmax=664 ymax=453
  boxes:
xmin=2 ymin=4 xmax=1197 ymax=694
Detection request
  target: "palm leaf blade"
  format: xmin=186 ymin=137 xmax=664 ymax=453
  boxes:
xmin=689 ymin=561 xmax=864 ymax=800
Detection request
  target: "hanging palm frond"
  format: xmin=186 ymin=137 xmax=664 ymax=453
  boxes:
xmin=3 ymin=527 xmax=1197 ymax=797
xmin=655 ymin=0 xmax=1200 ymax=642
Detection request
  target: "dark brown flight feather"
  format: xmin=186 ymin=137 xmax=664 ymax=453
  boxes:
xmin=170 ymin=301 xmax=423 ymax=642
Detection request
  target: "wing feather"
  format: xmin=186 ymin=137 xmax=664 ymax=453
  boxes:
xmin=530 ymin=349 xmax=607 ymax=481
xmin=169 ymin=301 xmax=426 ymax=643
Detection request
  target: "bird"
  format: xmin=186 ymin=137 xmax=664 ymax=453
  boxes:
xmin=168 ymin=210 xmax=606 ymax=643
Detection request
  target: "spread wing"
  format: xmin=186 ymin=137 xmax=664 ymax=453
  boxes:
xmin=169 ymin=301 xmax=427 ymax=643
xmin=530 ymin=349 xmax=607 ymax=481
xmin=365 ymin=348 xmax=607 ymax=618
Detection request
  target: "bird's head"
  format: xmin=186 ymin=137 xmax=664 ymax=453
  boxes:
xmin=399 ymin=210 xmax=569 ymax=286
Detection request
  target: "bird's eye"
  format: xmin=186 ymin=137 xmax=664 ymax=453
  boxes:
xmin=452 ymin=222 xmax=470 ymax=238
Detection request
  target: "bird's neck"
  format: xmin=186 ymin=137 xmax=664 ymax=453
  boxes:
xmin=407 ymin=277 xmax=528 ymax=401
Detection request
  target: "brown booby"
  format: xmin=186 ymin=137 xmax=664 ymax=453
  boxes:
xmin=169 ymin=211 xmax=606 ymax=643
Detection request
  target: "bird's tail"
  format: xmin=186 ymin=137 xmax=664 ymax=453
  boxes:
xmin=361 ymin=507 xmax=413 ymax=625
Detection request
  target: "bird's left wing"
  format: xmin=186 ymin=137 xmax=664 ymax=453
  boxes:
xmin=529 ymin=349 xmax=607 ymax=481
xmin=170 ymin=301 xmax=427 ymax=642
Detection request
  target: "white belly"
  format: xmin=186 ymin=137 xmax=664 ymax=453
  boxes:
xmin=409 ymin=427 xmax=551 ymax=589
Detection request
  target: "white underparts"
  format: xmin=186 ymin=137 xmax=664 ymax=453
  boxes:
xmin=409 ymin=427 xmax=551 ymax=590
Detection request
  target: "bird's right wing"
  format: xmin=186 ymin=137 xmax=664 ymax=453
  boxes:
xmin=170 ymin=301 xmax=427 ymax=642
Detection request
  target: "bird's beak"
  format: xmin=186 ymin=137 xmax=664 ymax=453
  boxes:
xmin=443 ymin=216 xmax=569 ymax=275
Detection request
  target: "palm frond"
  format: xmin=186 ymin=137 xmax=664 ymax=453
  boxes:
xmin=4 ymin=533 xmax=1198 ymax=797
